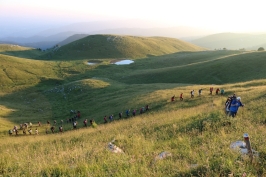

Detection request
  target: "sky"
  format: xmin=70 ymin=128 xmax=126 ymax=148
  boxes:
xmin=1 ymin=0 xmax=266 ymax=37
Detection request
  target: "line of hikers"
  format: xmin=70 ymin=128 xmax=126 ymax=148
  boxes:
xmin=170 ymin=87 xmax=244 ymax=118
xmin=171 ymin=87 xmax=225 ymax=102
xmin=8 ymin=105 xmax=151 ymax=135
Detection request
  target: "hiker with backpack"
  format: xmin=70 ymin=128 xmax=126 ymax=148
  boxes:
xmin=50 ymin=126 xmax=55 ymax=133
xmin=59 ymin=126 xmax=63 ymax=133
xmin=126 ymin=109 xmax=130 ymax=117
xmin=216 ymin=88 xmax=220 ymax=95
xmin=145 ymin=105 xmax=149 ymax=111
xmin=28 ymin=129 xmax=32 ymax=135
xmin=210 ymin=87 xmax=213 ymax=95
xmin=104 ymin=116 xmax=108 ymax=123
xmin=9 ymin=129 xmax=13 ymax=136
xmin=73 ymin=121 xmax=77 ymax=129
xmin=229 ymin=96 xmax=244 ymax=117
xmin=77 ymin=111 xmax=81 ymax=118
xmin=190 ymin=90 xmax=194 ymax=98
xmin=225 ymin=96 xmax=231 ymax=115
xmin=171 ymin=95 xmax=175 ymax=102
xmin=180 ymin=93 xmax=183 ymax=101
xmin=132 ymin=109 xmax=136 ymax=116
xmin=119 ymin=112 xmax=122 ymax=119
xmin=221 ymin=88 xmax=225 ymax=95
xmin=83 ymin=119 xmax=88 ymax=127
xmin=198 ymin=89 xmax=202 ymax=96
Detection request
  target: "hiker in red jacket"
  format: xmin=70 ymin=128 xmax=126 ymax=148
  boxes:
xmin=180 ymin=93 xmax=183 ymax=101
xmin=171 ymin=95 xmax=175 ymax=102
xmin=210 ymin=87 xmax=213 ymax=95
xmin=216 ymin=88 xmax=220 ymax=95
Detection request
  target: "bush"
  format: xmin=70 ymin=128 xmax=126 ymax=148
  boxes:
xmin=258 ymin=47 xmax=265 ymax=51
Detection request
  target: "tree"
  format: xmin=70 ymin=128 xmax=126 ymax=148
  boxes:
xmin=258 ymin=47 xmax=265 ymax=51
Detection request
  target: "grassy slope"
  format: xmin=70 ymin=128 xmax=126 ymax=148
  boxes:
xmin=1 ymin=43 xmax=266 ymax=175
xmin=42 ymin=34 xmax=206 ymax=60
xmin=0 ymin=44 xmax=44 ymax=59
xmin=1 ymin=81 xmax=266 ymax=176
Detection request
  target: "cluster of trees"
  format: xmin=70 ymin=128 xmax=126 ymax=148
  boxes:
xmin=258 ymin=47 xmax=265 ymax=51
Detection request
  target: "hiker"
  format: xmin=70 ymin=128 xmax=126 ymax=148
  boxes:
xmin=229 ymin=97 xmax=244 ymax=117
xmin=47 ymin=121 xmax=50 ymax=126
xmin=225 ymin=97 xmax=231 ymax=115
xmin=198 ymin=89 xmax=202 ymax=96
xmin=191 ymin=90 xmax=194 ymax=98
xmin=38 ymin=121 xmax=41 ymax=126
xmin=83 ymin=119 xmax=88 ymax=127
xmin=180 ymin=93 xmax=183 ymax=101
xmin=8 ymin=129 xmax=13 ymax=136
xmin=90 ymin=119 xmax=93 ymax=125
xmin=132 ymin=109 xmax=136 ymax=116
xmin=126 ymin=109 xmax=130 ymax=117
xmin=221 ymin=88 xmax=225 ymax=95
xmin=50 ymin=126 xmax=55 ymax=133
xmin=77 ymin=111 xmax=81 ymax=118
xmin=28 ymin=129 xmax=32 ymax=135
xmin=140 ymin=107 xmax=143 ymax=114
xmin=216 ymin=88 xmax=220 ymax=95
xmin=24 ymin=123 xmax=28 ymax=129
xmin=35 ymin=128 xmax=38 ymax=135
xmin=104 ymin=116 xmax=108 ymax=123
xmin=171 ymin=95 xmax=175 ymax=102
xmin=210 ymin=87 xmax=213 ymax=95
xmin=73 ymin=121 xmax=77 ymax=129
xmin=145 ymin=105 xmax=149 ymax=111
xmin=109 ymin=115 xmax=113 ymax=122
xmin=13 ymin=125 xmax=18 ymax=135
xmin=59 ymin=126 xmax=63 ymax=133
xmin=119 ymin=112 xmax=122 ymax=119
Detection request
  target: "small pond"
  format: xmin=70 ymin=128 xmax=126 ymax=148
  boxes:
xmin=87 ymin=62 xmax=98 ymax=65
xmin=114 ymin=60 xmax=134 ymax=65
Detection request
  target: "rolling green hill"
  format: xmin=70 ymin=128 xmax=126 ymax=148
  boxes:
xmin=191 ymin=32 xmax=266 ymax=50
xmin=43 ymin=34 xmax=206 ymax=60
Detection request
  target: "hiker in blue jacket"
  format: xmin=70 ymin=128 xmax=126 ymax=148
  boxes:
xmin=229 ymin=97 xmax=244 ymax=117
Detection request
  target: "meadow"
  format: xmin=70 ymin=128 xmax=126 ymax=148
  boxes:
xmin=0 ymin=37 xmax=266 ymax=176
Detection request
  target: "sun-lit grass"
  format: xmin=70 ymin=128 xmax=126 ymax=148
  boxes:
xmin=1 ymin=40 xmax=266 ymax=176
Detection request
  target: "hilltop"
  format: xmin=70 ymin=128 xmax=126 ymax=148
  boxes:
xmin=42 ymin=34 xmax=206 ymax=60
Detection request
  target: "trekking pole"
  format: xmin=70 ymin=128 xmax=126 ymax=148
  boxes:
xmin=243 ymin=133 xmax=253 ymax=162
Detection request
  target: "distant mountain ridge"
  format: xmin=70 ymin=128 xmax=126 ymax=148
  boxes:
xmin=0 ymin=21 xmax=214 ymax=49
xmin=191 ymin=32 xmax=266 ymax=50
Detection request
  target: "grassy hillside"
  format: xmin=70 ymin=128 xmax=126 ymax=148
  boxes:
xmin=0 ymin=44 xmax=44 ymax=59
xmin=1 ymin=80 xmax=266 ymax=176
xmin=191 ymin=33 xmax=266 ymax=50
xmin=1 ymin=43 xmax=266 ymax=176
xmin=119 ymin=50 xmax=266 ymax=84
xmin=42 ymin=34 xmax=206 ymax=60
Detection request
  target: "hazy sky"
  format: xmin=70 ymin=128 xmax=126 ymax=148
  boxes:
xmin=1 ymin=0 xmax=265 ymax=37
